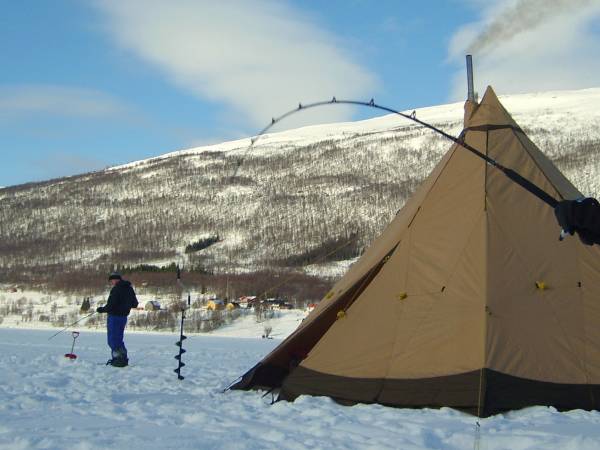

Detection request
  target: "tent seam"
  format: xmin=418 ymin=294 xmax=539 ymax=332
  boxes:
xmin=512 ymin=129 xmax=566 ymax=201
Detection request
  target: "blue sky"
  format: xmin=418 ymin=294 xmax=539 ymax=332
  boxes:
xmin=2 ymin=0 xmax=600 ymax=187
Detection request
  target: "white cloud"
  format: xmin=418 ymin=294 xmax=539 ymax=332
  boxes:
xmin=93 ymin=0 xmax=378 ymax=131
xmin=448 ymin=0 xmax=600 ymax=100
xmin=0 ymin=84 xmax=134 ymax=119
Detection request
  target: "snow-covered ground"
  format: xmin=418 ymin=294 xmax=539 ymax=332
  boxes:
xmin=207 ymin=309 xmax=306 ymax=339
xmin=2 ymin=327 xmax=600 ymax=450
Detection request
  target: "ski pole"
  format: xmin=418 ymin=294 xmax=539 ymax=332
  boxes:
xmin=48 ymin=312 xmax=96 ymax=340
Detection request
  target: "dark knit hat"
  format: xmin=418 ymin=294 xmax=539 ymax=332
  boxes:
xmin=108 ymin=272 xmax=122 ymax=281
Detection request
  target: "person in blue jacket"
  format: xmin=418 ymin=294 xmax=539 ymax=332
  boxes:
xmin=96 ymin=272 xmax=138 ymax=367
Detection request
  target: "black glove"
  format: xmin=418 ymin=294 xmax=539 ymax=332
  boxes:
xmin=554 ymin=198 xmax=600 ymax=245
xmin=554 ymin=200 xmax=576 ymax=236
xmin=96 ymin=306 xmax=106 ymax=313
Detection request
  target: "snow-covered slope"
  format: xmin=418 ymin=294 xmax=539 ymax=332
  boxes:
xmin=1 ymin=87 xmax=600 ymax=284
xmin=2 ymin=328 xmax=600 ymax=450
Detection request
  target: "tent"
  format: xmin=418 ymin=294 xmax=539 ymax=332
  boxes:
xmin=232 ymin=87 xmax=600 ymax=417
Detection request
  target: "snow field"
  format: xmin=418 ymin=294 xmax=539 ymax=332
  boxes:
xmin=1 ymin=329 xmax=600 ymax=449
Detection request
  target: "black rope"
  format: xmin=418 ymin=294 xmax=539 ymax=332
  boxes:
xmin=234 ymin=98 xmax=558 ymax=209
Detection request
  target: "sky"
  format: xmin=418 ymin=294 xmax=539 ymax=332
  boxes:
xmin=1 ymin=0 xmax=600 ymax=187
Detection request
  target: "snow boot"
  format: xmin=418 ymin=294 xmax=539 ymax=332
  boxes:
xmin=109 ymin=348 xmax=129 ymax=367
xmin=111 ymin=356 xmax=128 ymax=367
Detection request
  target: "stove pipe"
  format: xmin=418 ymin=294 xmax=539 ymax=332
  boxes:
xmin=466 ymin=54 xmax=475 ymax=102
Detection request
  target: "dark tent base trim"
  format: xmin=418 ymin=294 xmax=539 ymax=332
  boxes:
xmin=277 ymin=367 xmax=600 ymax=417
xmin=230 ymin=362 xmax=290 ymax=390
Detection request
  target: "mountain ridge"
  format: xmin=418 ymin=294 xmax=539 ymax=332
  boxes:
xmin=2 ymin=87 xmax=600 ymax=295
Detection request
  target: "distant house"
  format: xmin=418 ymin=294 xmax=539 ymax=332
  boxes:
xmin=145 ymin=300 xmax=161 ymax=311
xmin=264 ymin=298 xmax=294 ymax=310
xmin=238 ymin=296 xmax=257 ymax=309
xmin=206 ymin=299 xmax=225 ymax=311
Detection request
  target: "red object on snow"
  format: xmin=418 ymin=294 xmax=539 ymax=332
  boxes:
xmin=64 ymin=331 xmax=80 ymax=360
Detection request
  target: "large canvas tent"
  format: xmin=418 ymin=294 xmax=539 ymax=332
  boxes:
xmin=232 ymin=87 xmax=600 ymax=417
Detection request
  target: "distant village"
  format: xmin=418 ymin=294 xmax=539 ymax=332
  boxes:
xmin=80 ymin=293 xmax=317 ymax=313
xmin=0 ymin=285 xmax=319 ymax=333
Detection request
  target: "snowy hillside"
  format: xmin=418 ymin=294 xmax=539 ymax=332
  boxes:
xmin=2 ymin=328 xmax=600 ymax=449
xmin=1 ymin=87 xmax=600 ymax=291
xmin=3 ymin=87 xmax=600 ymax=449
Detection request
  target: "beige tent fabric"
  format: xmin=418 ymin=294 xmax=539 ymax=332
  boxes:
xmin=238 ymin=86 xmax=600 ymax=415
xmin=466 ymin=88 xmax=519 ymax=129
xmin=299 ymin=126 xmax=488 ymax=380
xmin=513 ymin=130 xmax=582 ymax=200
xmin=291 ymin=85 xmax=600 ymax=386
xmin=478 ymin=88 xmax=581 ymax=200
xmin=579 ymin=244 xmax=600 ymax=379
xmin=478 ymin=88 xmax=593 ymax=383
xmin=300 ymin=145 xmax=457 ymax=324
xmin=248 ymin=126 xmax=460 ymax=374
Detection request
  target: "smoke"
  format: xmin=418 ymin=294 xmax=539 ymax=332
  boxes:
xmin=448 ymin=0 xmax=600 ymax=101
xmin=467 ymin=0 xmax=593 ymax=54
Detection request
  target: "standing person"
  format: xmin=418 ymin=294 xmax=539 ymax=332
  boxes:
xmin=96 ymin=272 xmax=138 ymax=367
